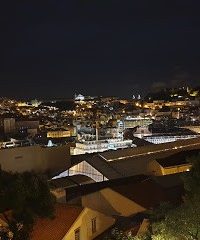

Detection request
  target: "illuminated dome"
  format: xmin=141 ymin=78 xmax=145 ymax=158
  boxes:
xmin=75 ymin=94 xmax=85 ymax=101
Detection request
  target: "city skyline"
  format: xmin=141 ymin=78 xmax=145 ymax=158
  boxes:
xmin=1 ymin=1 xmax=200 ymax=98
xmin=1 ymin=2 xmax=200 ymax=239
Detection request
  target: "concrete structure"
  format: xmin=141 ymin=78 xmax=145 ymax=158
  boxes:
xmin=0 ymin=144 xmax=71 ymax=176
xmin=3 ymin=118 xmax=15 ymax=134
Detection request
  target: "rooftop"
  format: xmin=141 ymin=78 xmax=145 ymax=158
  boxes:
xmin=66 ymin=174 xmax=184 ymax=207
xmin=156 ymin=149 xmax=200 ymax=168
xmin=50 ymin=174 xmax=94 ymax=189
xmin=31 ymin=204 xmax=83 ymax=240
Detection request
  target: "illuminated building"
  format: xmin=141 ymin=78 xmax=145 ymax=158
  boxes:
xmin=71 ymin=138 xmax=134 ymax=155
xmin=133 ymin=126 xmax=152 ymax=138
xmin=74 ymin=93 xmax=85 ymax=101
xmin=143 ymin=134 xmax=198 ymax=144
xmin=118 ymin=117 xmax=153 ymax=130
xmin=54 ymin=137 xmax=200 ymax=182
xmin=47 ymin=129 xmax=71 ymax=138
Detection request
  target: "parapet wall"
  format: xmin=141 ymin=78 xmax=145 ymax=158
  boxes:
xmin=0 ymin=145 xmax=71 ymax=176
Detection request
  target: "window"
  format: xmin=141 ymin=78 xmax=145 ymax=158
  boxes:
xmin=74 ymin=228 xmax=80 ymax=240
xmin=91 ymin=217 xmax=97 ymax=234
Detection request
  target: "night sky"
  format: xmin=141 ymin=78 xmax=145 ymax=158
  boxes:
xmin=1 ymin=0 xmax=200 ymax=99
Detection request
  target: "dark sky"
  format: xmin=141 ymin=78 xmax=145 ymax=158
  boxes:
xmin=1 ymin=0 xmax=200 ymax=99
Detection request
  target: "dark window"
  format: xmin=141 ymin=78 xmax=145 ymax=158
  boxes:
xmin=91 ymin=218 xmax=97 ymax=234
xmin=74 ymin=228 xmax=80 ymax=240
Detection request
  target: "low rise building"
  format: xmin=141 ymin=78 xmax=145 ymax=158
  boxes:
xmin=0 ymin=144 xmax=71 ymax=176
xmin=71 ymin=139 xmax=134 ymax=155
xmin=147 ymin=150 xmax=198 ymax=176
xmin=64 ymin=174 xmax=183 ymax=238
xmin=60 ymin=137 xmax=200 ymax=181
xmin=15 ymin=120 xmax=39 ymax=130
xmin=31 ymin=203 xmax=115 ymax=240
xmin=143 ymin=134 xmax=198 ymax=144
xmin=47 ymin=129 xmax=71 ymax=138
xmin=118 ymin=117 xmax=153 ymax=130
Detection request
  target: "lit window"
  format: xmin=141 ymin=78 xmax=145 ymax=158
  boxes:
xmin=75 ymin=228 xmax=80 ymax=240
xmin=91 ymin=217 xmax=97 ymax=234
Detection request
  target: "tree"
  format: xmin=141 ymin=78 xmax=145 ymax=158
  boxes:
xmin=134 ymin=153 xmax=200 ymax=240
xmin=103 ymin=228 xmax=135 ymax=240
xmin=0 ymin=170 xmax=55 ymax=240
xmin=183 ymin=153 xmax=200 ymax=197
xmin=150 ymin=200 xmax=200 ymax=240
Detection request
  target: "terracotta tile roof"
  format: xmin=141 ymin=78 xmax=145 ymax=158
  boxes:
xmin=31 ymin=204 xmax=83 ymax=240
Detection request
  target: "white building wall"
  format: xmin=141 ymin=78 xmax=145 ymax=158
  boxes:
xmin=72 ymin=139 xmax=133 ymax=155
xmin=68 ymin=161 xmax=106 ymax=182
xmin=144 ymin=135 xmax=198 ymax=144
